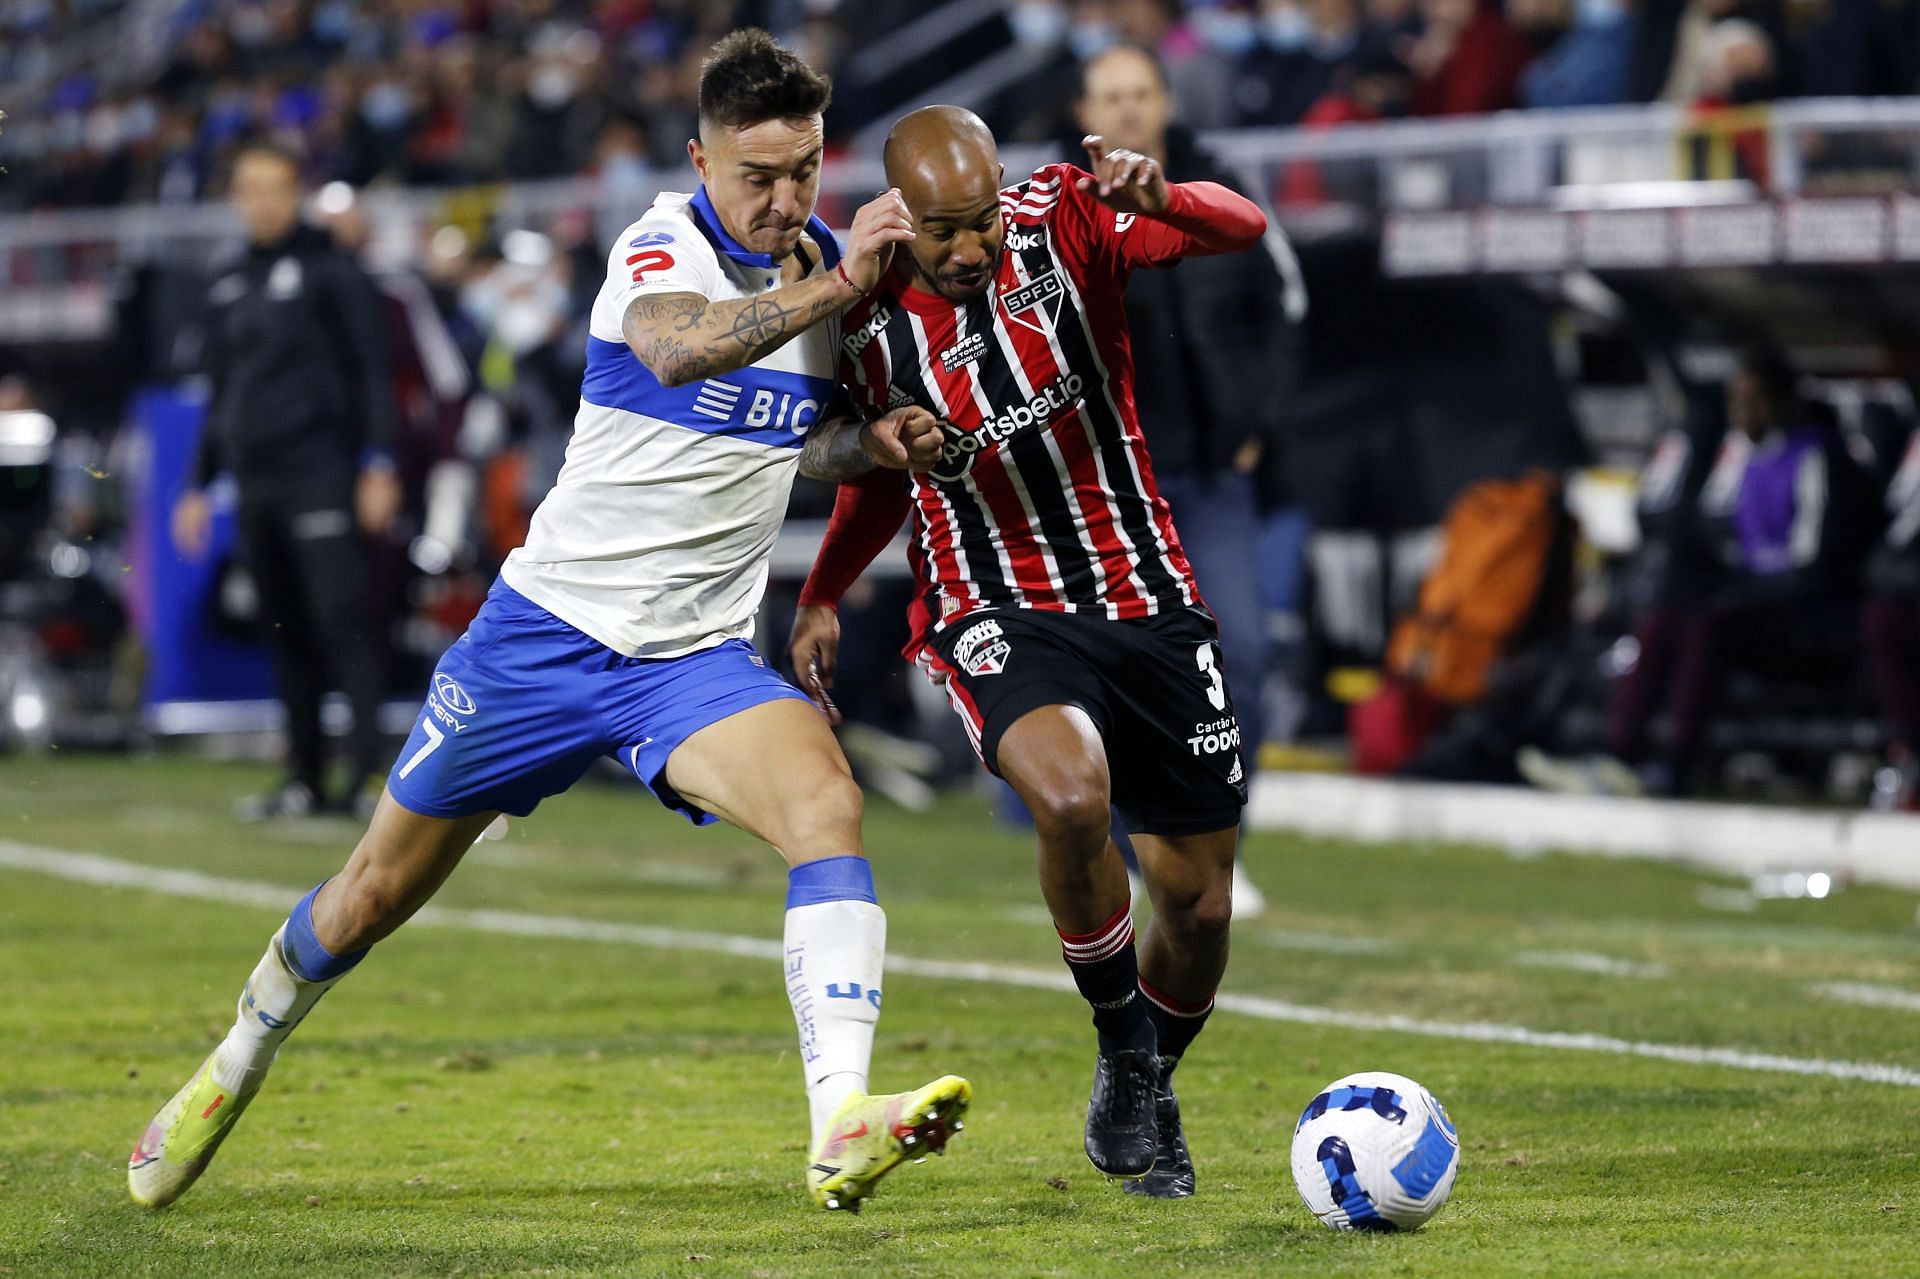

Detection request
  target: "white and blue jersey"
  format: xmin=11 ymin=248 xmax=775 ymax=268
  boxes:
xmin=502 ymin=186 xmax=842 ymax=659
xmin=386 ymin=188 xmax=839 ymax=822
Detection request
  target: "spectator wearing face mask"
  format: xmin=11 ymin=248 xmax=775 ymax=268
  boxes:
xmin=988 ymin=0 xmax=1123 ymax=144
xmin=1401 ymin=0 xmax=1536 ymax=115
xmin=505 ymin=30 xmax=610 ymax=179
xmin=1110 ymin=0 xmax=1243 ymax=127
xmin=1516 ymin=0 xmax=1639 ymax=107
xmin=1232 ymin=0 xmax=1383 ymax=126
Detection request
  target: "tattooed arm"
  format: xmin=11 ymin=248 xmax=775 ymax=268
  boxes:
xmin=623 ymin=187 xmax=917 ymax=386
xmin=622 ymin=276 xmax=855 ymax=387
xmin=798 ymin=412 xmax=876 ymax=481
xmin=799 ymin=405 xmax=945 ymax=481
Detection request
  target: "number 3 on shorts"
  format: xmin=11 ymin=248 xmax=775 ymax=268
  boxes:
xmin=1196 ymin=643 xmax=1226 ymax=711
xmin=398 ymin=718 xmax=446 ymax=779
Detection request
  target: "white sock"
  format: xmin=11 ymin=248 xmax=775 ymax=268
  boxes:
xmin=210 ymin=926 xmax=344 ymax=1093
xmin=784 ymin=897 xmax=887 ymax=1148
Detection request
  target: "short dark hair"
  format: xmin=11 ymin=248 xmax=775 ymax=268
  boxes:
xmin=229 ymin=137 xmax=305 ymax=181
xmin=1735 ymin=345 xmax=1799 ymax=405
xmin=1078 ymin=42 xmax=1171 ymax=100
xmin=698 ymin=29 xmax=832 ymax=130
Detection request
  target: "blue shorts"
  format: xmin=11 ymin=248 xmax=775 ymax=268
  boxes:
xmin=386 ymin=580 xmax=810 ymax=823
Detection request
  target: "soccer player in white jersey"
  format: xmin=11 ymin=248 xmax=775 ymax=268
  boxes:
xmin=129 ymin=29 xmax=963 ymax=1215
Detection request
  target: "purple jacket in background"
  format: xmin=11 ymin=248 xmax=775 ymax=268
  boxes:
xmin=1700 ymin=427 xmax=1826 ymax=576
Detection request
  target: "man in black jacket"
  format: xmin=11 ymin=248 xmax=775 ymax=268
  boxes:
xmin=173 ymin=141 xmax=402 ymax=820
xmin=1073 ymin=43 xmax=1305 ymax=917
xmin=1073 ymin=44 xmax=1301 ymax=761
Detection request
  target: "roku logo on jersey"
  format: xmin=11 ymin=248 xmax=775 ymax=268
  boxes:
xmin=1005 ymin=228 xmax=1044 ymax=252
xmin=930 ymin=372 xmax=1084 ymax=482
xmin=842 ymin=305 xmax=891 ymax=359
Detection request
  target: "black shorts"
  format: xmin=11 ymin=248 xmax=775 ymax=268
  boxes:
xmin=931 ymin=606 xmax=1248 ymax=837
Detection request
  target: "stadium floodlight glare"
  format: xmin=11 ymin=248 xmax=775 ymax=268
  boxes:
xmin=11 ymin=687 xmax=48 ymax=734
xmin=1549 ymin=180 xmax=1758 ymax=211
xmin=314 ymin=181 xmax=356 ymax=216
xmin=0 ymin=410 xmax=55 ymax=466
xmin=48 ymin=543 xmax=91 ymax=579
xmin=430 ymin=225 xmax=469 ymax=260
xmin=502 ymin=229 xmax=554 ymax=268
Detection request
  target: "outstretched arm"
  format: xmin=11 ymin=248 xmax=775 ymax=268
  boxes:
xmin=1075 ymin=136 xmax=1268 ymax=261
xmin=623 ymin=188 xmax=914 ymax=387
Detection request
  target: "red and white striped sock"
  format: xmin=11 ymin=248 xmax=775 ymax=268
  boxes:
xmin=1139 ymin=974 xmax=1216 ymax=1068
xmin=1057 ymin=902 xmax=1155 ymax=1054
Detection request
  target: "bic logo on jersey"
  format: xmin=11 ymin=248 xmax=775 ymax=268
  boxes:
xmin=692 ymin=378 xmax=822 ymax=435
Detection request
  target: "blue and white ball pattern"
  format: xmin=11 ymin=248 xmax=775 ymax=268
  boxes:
xmin=1290 ymin=1071 xmax=1460 ymax=1231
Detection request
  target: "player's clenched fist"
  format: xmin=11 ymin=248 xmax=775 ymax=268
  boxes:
xmin=860 ymin=405 xmax=946 ymax=472
xmin=841 ymin=187 xmax=915 ymax=292
xmin=1077 ymin=134 xmax=1169 ymax=215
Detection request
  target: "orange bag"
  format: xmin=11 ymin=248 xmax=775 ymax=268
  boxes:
xmin=1387 ymin=470 xmax=1562 ymax=706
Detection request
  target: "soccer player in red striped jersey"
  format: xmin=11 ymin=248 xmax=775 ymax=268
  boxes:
xmin=788 ymin=105 xmax=1268 ymax=1198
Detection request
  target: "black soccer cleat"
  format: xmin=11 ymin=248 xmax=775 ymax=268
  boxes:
xmin=233 ymin=780 xmax=321 ymax=824
xmin=1124 ymin=1066 xmax=1195 ymax=1199
xmin=1084 ymin=1047 xmax=1160 ymax=1179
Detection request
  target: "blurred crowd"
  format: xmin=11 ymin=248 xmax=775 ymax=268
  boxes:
xmin=0 ymin=0 xmax=870 ymax=209
xmin=6 ymin=0 xmax=1919 ymax=212
xmin=982 ymin=0 xmax=1920 ymax=144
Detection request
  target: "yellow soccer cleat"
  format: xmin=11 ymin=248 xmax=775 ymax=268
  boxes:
xmin=807 ymin=1074 xmax=972 ymax=1212
xmin=128 ymin=1053 xmax=261 ymax=1208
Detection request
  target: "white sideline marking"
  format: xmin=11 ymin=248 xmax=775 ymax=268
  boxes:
xmin=1248 ymin=772 xmax=1920 ymax=892
xmin=7 ymin=841 xmax=1920 ymax=1090
xmin=1248 ymin=929 xmax=1399 ymax=956
xmin=1816 ymin=982 xmax=1920 ymax=1014
xmin=1695 ymin=885 xmax=1761 ymax=914
xmin=1511 ymin=950 xmax=1669 ymax=979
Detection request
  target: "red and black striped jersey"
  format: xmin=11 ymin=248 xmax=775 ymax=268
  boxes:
xmin=833 ymin=164 xmax=1257 ymax=646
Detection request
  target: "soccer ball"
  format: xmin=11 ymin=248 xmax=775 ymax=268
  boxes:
xmin=1290 ymin=1071 xmax=1459 ymax=1231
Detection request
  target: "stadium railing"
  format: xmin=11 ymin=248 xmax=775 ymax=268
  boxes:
xmin=6 ymin=98 xmax=1920 ymax=342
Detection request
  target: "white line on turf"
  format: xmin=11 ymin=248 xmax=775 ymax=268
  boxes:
xmin=8 ymin=840 xmax=1920 ymax=1090
xmin=1247 ymin=929 xmax=1399 ymax=956
xmin=1815 ymin=982 xmax=1920 ymax=1014
xmin=1511 ymin=950 xmax=1669 ymax=979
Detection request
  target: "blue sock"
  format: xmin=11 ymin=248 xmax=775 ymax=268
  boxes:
xmin=280 ymin=881 xmax=369 ymax=983
xmin=786 ymin=854 xmax=878 ymax=908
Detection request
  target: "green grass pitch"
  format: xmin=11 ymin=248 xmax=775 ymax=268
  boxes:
xmin=3 ymin=752 xmax=1918 ymax=1277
